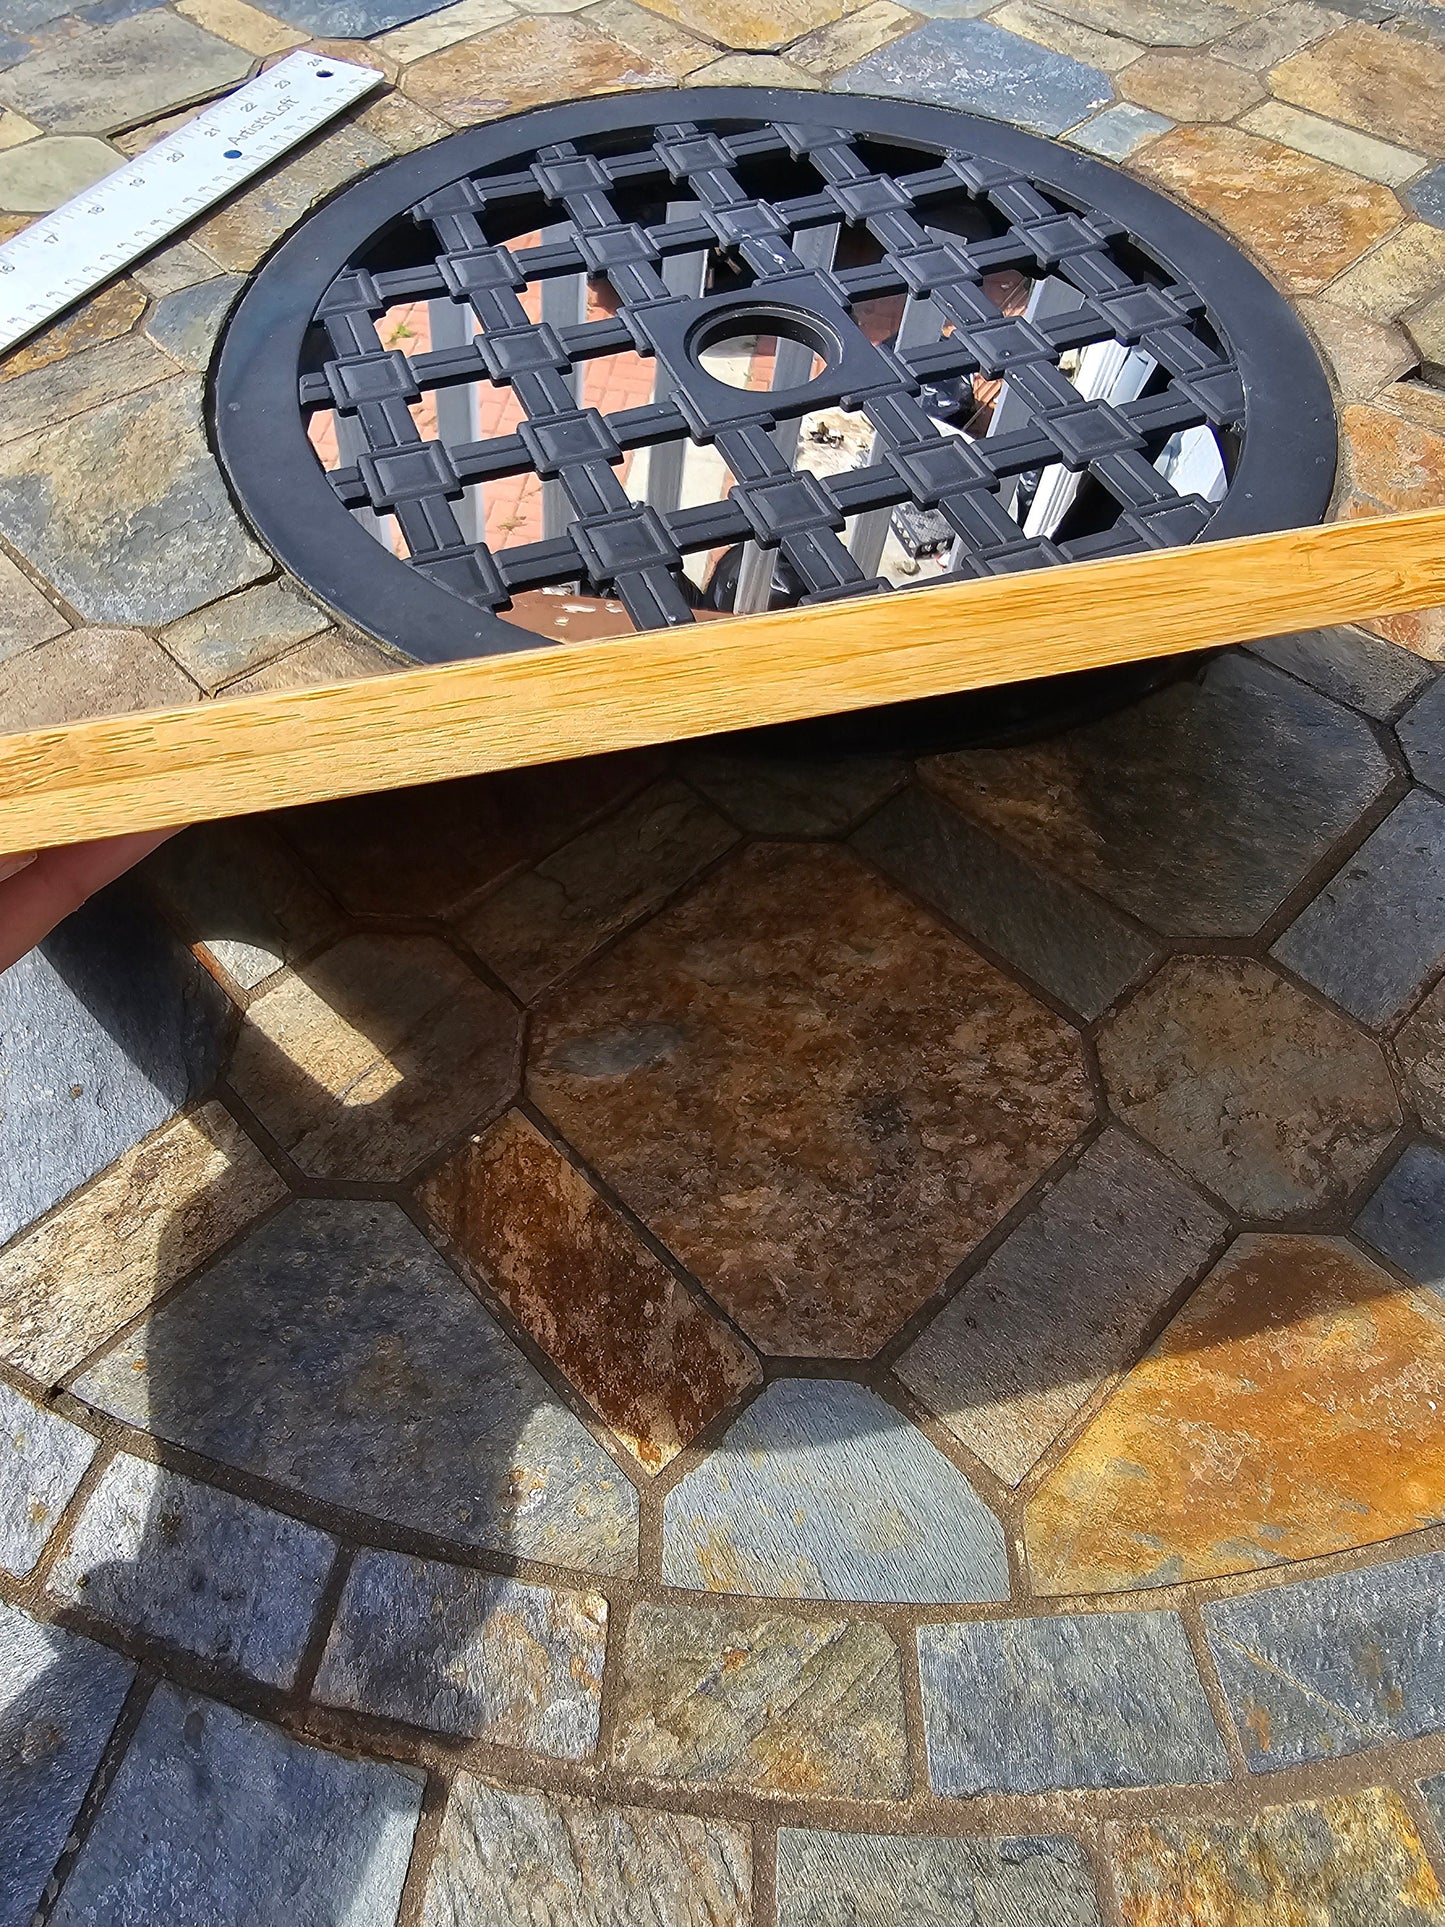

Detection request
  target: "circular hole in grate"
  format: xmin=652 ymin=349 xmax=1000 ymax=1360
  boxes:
xmin=215 ymin=88 xmax=1335 ymax=739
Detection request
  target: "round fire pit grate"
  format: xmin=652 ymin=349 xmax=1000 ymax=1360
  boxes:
xmin=213 ymin=87 xmax=1335 ymax=741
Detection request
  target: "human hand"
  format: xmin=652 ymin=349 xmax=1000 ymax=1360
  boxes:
xmin=0 ymin=830 xmax=178 ymax=974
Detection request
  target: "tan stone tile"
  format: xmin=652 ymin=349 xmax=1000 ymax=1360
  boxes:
xmin=421 ymin=1111 xmax=759 ymax=1469
xmin=990 ymin=0 xmax=1142 ymax=72
xmin=1212 ymin=1 xmax=1333 ymax=72
xmin=374 ymin=0 xmax=516 ymax=62
xmin=788 ymin=1 xmax=914 ymax=74
xmin=581 ymin=0 xmax=713 ymax=63
xmin=230 ymin=933 xmax=521 ymax=1180
xmin=0 ymin=1102 xmax=287 ymax=1384
xmin=1133 ymin=125 xmax=1401 ymax=293
xmin=1021 ymin=0 xmax=1256 ymax=49
xmin=1298 ymin=296 xmax=1416 ymax=402
xmin=686 ymin=50 xmax=822 ymax=81
xmin=190 ymin=125 xmax=391 ymax=271
xmin=1111 ymin=1789 xmax=1445 ymax=1926
xmin=0 ymin=281 xmax=146 ymax=386
xmin=0 ymin=549 xmax=68 ymax=664
xmin=1241 ymin=97 xmax=1423 ymax=185
xmin=0 ymin=332 xmax=172 ymax=443
xmin=1378 ymin=377 xmax=1445 ymax=435
xmin=0 ymin=109 xmax=41 ymax=151
xmin=174 ymin=0 xmax=306 ymax=54
xmin=637 ymin=0 xmax=846 ymax=52
xmin=1119 ymin=50 xmax=1264 ymax=119
xmin=133 ymin=240 xmax=222 ymax=298
xmin=1342 ymin=399 xmax=1445 ymax=509
xmin=1330 ymin=223 xmax=1445 ymax=322
xmin=402 ymin=13 xmax=707 ymax=121
xmin=1271 ymin=22 xmax=1445 ymax=158
xmin=112 ymin=105 xmax=207 ymax=158
xmin=1365 ymin=607 xmax=1445 ymax=661
xmin=1409 ymin=290 xmax=1445 ymax=386
xmin=1026 ymin=1235 xmax=1445 ymax=1593
xmin=351 ymin=88 xmax=452 ymax=153
xmin=0 ymin=627 xmax=199 ymax=734
xmin=216 ymin=630 xmax=397 ymax=694
xmin=530 ymin=844 xmax=1093 ymax=1358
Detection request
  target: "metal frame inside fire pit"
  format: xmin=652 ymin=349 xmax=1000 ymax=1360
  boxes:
xmin=213 ymin=87 xmax=1336 ymax=679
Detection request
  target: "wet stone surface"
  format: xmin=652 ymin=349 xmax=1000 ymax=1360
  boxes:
xmin=72 ymin=1198 xmax=640 ymax=1573
xmin=660 ymin=1377 xmax=1010 ymax=1603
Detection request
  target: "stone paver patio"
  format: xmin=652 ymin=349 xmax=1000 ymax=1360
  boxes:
xmin=2 ymin=0 xmax=1445 ymax=1916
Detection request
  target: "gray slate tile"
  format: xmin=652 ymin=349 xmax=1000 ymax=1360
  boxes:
xmin=316 ymin=1549 xmax=606 ymax=1756
xmin=0 ymin=11 xmax=250 ymax=134
xmin=896 ymin=1130 xmax=1226 ymax=1484
xmin=1250 ymin=626 xmax=1433 ymax=720
xmin=0 ymin=375 xmax=267 ymax=626
xmin=1272 ymin=789 xmax=1445 ymax=1027
xmin=776 ymin=1829 xmax=1103 ymax=1926
xmin=47 ymin=1454 xmax=335 ymax=1687
xmin=853 ymin=784 xmax=1154 ymax=1019
xmin=142 ymin=271 xmax=244 ymax=372
xmin=612 ymin=1600 xmax=909 ymax=1796
xmin=1068 ymin=102 xmax=1172 ymax=157
xmin=260 ymin=0 xmax=465 ymax=32
xmin=422 ymin=1775 xmax=752 ymax=1927
xmin=1355 ymin=1142 xmax=1445 ymax=1291
xmin=1407 ymin=165 xmax=1445 ymax=227
xmin=684 ymin=748 xmax=906 ymax=835
xmin=0 ymin=1380 xmax=96 ymax=1576
xmin=158 ymin=576 xmax=332 ymax=693
xmin=917 ymin=1611 xmax=1230 ymax=1793
xmin=1399 ymin=676 xmax=1445 ymax=794
xmin=52 ymin=1684 xmax=422 ymax=1927
xmin=836 ymin=19 xmax=1113 ymax=134
xmin=461 ymin=780 xmax=737 ymax=1001
xmin=0 ymin=879 xmax=227 ymax=1247
xmin=924 ymin=654 xmax=1392 ymax=938
xmin=1206 ymin=1551 xmax=1445 ymax=1770
xmin=661 ymin=1378 xmax=1009 ymax=1605
xmin=0 ymin=333 xmax=172 ymax=448
xmin=72 ymin=1198 xmax=639 ymax=1573
xmin=0 ymin=1602 xmax=134 ymax=1927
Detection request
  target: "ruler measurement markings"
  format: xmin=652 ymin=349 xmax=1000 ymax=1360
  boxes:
xmin=0 ymin=51 xmax=383 ymax=354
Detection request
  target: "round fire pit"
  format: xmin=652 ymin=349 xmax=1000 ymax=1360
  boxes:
xmin=213 ymin=87 xmax=1335 ymax=746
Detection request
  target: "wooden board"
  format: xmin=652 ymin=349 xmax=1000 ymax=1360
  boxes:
xmin=1 ymin=505 xmax=1443 ymax=851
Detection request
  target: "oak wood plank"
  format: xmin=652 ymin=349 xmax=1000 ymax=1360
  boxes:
xmin=1 ymin=506 xmax=1443 ymax=850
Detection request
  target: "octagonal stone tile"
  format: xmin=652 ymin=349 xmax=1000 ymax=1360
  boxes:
xmin=923 ymin=655 xmax=1391 ymax=939
xmin=529 ymin=844 xmax=1093 ymax=1357
xmin=1098 ymin=957 xmax=1400 ymax=1218
xmin=228 ymin=933 xmax=521 ymax=1181
xmin=402 ymin=14 xmax=709 ymax=124
xmin=1027 ymin=1235 xmax=1445 ymax=1593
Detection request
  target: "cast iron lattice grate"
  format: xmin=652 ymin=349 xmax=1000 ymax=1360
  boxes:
xmin=214 ymin=88 xmax=1335 ymax=667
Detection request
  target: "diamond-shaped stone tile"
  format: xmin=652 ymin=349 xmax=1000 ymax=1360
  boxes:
xmin=1027 ymin=1235 xmax=1445 ymax=1592
xmin=228 ymin=934 xmax=520 ymax=1181
xmin=897 ymin=1130 xmax=1226 ymax=1484
xmin=72 ymin=1198 xmax=639 ymax=1573
xmin=924 ymin=656 xmax=1391 ymax=939
xmin=423 ymin=1776 xmax=752 ymax=1927
xmin=530 ymin=844 xmax=1093 ymax=1357
xmin=837 ymin=19 xmax=1113 ymax=135
xmin=51 ymin=1685 xmax=422 ymax=1926
xmin=1098 ymin=957 xmax=1400 ymax=1218
xmin=0 ymin=1602 xmax=134 ymax=1927
xmin=661 ymin=1378 xmax=1008 ymax=1604
xmin=611 ymin=1600 xmax=909 ymax=1796
xmin=1111 ymin=1789 xmax=1445 ymax=1927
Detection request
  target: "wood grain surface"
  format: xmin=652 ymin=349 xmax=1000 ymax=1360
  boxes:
xmin=1 ymin=506 xmax=1442 ymax=851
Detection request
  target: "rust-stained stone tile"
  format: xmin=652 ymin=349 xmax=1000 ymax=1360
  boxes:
xmin=611 ymin=1600 xmax=910 ymax=1797
xmin=1110 ymin=1788 xmax=1445 ymax=1926
xmin=420 ymin=1111 xmax=759 ymax=1471
xmin=530 ymin=844 xmax=1093 ymax=1358
xmin=1271 ymin=22 xmax=1445 ymax=157
xmin=1344 ymin=400 xmax=1445 ymax=509
xmin=276 ymin=753 xmax=658 ymax=919
xmin=1117 ymin=50 xmax=1263 ymax=119
xmin=640 ymin=0 xmax=846 ymax=51
xmin=0 ymin=333 xmax=173 ymax=447
xmin=0 ymin=1101 xmax=287 ymax=1385
xmin=1327 ymin=223 xmax=1445 ymax=324
xmin=461 ymin=781 xmax=738 ymax=1002
xmin=228 ymin=934 xmax=521 ymax=1181
xmin=1298 ymin=297 xmax=1417 ymax=403
xmin=189 ymin=127 xmax=391 ymax=272
xmin=924 ymin=654 xmax=1391 ymax=939
xmin=401 ymin=14 xmax=708 ymax=122
xmin=0 ymin=281 xmax=145 ymax=385
xmin=1132 ymin=125 xmax=1401 ymax=294
xmin=1026 ymin=1235 xmax=1445 ymax=1594
xmin=1099 ymin=957 xmax=1400 ymax=1218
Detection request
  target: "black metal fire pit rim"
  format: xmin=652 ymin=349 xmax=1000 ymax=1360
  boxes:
xmin=211 ymin=85 xmax=1337 ymax=668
